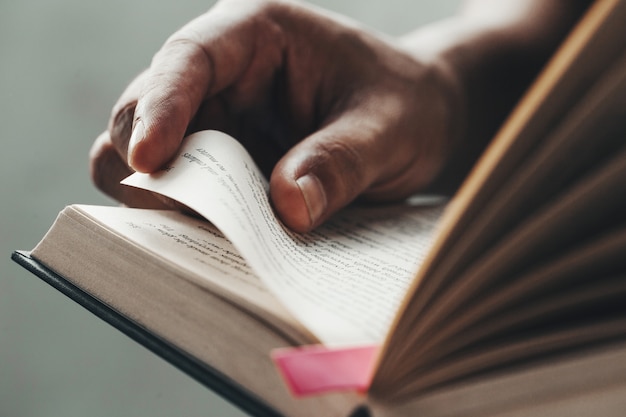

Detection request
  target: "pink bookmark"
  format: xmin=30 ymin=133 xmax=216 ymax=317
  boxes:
xmin=271 ymin=344 xmax=379 ymax=396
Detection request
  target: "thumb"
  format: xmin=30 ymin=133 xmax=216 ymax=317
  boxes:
xmin=270 ymin=118 xmax=386 ymax=233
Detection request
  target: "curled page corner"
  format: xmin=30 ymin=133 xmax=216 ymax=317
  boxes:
xmin=271 ymin=344 xmax=379 ymax=396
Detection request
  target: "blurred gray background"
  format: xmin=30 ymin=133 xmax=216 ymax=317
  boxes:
xmin=1 ymin=1 xmax=460 ymax=415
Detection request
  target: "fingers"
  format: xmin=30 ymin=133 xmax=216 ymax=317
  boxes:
xmin=269 ymin=119 xmax=410 ymax=232
xmin=108 ymin=69 xmax=147 ymax=163
xmin=126 ymin=1 xmax=284 ymax=173
xmin=270 ymin=79 xmax=450 ymax=232
xmin=270 ymin=124 xmax=364 ymax=233
xmin=89 ymin=131 xmax=172 ymax=209
xmin=100 ymin=0 xmax=454 ymax=232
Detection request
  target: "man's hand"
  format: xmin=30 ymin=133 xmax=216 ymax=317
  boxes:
xmin=90 ymin=0 xmax=459 ymax=232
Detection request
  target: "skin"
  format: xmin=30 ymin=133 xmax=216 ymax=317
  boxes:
xmin=90 ymin=0 xmax=590 ymax=232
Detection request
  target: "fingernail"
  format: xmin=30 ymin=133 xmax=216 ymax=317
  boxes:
xmin=296 ymin=174 xmax=327 ymax=227
xmin=128 ymin=119 xmax=145 ymax=165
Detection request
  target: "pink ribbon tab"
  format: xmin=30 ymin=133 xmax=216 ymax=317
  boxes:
xmin=271 ymin=344 xmax=379 ymax=396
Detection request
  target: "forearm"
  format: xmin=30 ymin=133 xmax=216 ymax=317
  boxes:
xmin=399 ymin=0 xmax=591 ymax=191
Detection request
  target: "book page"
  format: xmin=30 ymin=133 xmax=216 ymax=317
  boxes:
xmin=387 ymin=1 xmax=626 ymax=352
xmin=74 ymin=205 xmax=296 ymax=319
xmin=412 ymin=224 xmax=626 ymax=365
xmin=35 ymin=204 xmax=316 ymax=344
xmin=371 ymin=0 xmax=626 ymax=397
xmin=369 ymin=339 xmax=626 ymax=417
xmin=122 ymin=130 xmax=442 ymax=344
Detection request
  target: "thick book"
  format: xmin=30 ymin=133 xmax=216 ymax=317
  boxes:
xmin=13 ymin=0 xmax=626 ymax=415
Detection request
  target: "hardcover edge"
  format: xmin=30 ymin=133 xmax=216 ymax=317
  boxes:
xmin=11 ymin=250 xmax=285 ymax=417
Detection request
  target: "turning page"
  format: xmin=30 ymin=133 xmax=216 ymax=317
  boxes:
xmin=123 ymin=130 xmax=442 ymax=345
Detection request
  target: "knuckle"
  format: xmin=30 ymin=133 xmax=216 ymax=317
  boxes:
xmin=255 ymin=0 xmax=283 ymax=17
xmin=108 ymin=101 xmax=136 ymax=156
xmin=316 ymin=139 xmax=365 ymax=201
xmin=149 ymin=36 xmax=212 ymax=114
xmin=161 ymin=35 xmax=204 ymax=56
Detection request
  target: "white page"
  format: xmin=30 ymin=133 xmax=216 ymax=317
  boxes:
xmin=76 ymin=206 xmax=273 ymax=310
xmin=123 ymin=130 xmax=441 ymax=344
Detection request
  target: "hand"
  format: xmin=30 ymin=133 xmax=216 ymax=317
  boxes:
xmin=90 ymin=0 xmax=462 ymax=232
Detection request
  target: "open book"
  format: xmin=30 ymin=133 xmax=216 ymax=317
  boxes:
xmin=15 ymin=0 xmax=626 ymax=415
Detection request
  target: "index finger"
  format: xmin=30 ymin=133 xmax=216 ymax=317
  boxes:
xmin=128 ymin=0 xmax=279 ymax=172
